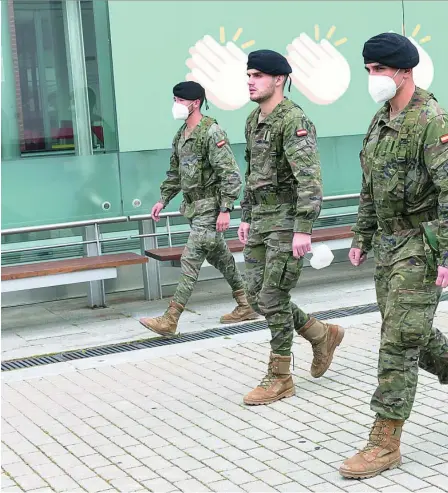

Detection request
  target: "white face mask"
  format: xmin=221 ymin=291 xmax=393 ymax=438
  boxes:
xmin=306 ymin=244 xmax=334 ymax=270
xmin=172 ymin=102 xmax=192 ymax=120
xmin=368 ymin=69 xmax=401 ymax=104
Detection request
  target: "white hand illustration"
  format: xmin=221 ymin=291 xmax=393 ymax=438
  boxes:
xmin=185 ymin=35 xmax=250 ymax=111
xmin=286 ymin=33 xmax=351 ymax=105
xmin=407 ymin=36 xmax=434 ymax=90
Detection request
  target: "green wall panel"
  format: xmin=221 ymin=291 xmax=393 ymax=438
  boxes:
xmin=1 ymin=153 xmax=123 ymax=229
xmin=120 ymin=134 xmax=363 ymax=216
xmin=3 ymin=1 xmax=446 ymax=230
xmin=108 ymin=0 xmax=406 ymax=152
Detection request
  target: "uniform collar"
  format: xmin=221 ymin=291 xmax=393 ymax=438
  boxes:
xmin=256 ymin=97 xmax=290 ymax=125
xmin=182 ymin=116 xmax=206 ymax=141
xmin=378 ymin=87 xmax=425 ymax=131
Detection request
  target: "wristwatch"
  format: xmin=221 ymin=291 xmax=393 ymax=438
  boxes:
xmin=219 ymin=207 xmax=231 ymax=213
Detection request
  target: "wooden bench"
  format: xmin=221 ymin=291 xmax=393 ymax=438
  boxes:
xmin=146 ymin=225 xmax=354 ymax=262
xmin=1 ymin=253 xmax=147 ymax=298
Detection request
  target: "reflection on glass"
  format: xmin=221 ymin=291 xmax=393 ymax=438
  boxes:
xmin=81 ymin=0 xmax=118 ymax=152
xmin=14 ymin=0 xmax=74 ymax=154
xmin=2 ymin=0 xmax=117 ymax=157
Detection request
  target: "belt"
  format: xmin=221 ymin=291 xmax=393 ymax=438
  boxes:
xmin=183 ymin=188 xmax=217 ymax=204
xmin=250 ymin=189 xmax=296 ymax=206
xmin=379 ymin=210 xmax=437 ymax=235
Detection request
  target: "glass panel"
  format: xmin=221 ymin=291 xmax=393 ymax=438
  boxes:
xmin=12 ymin=0 xmax=74 ymax=155
xmin=1 ymin=0 xmax=118 ymax=158
xmin=80 ymin=0 xmax=118 ymax=152
xmin=1 ymin=153 xmax=123 ymax=229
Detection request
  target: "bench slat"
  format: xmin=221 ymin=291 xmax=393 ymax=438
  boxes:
xmin=145 ymin=225 xmax=354 ymax=261
xmin=2 ymin=253 xmax=147 ymax=281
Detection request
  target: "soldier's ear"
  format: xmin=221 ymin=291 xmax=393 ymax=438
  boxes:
xmin=403 ymin=68 xmax=412 ymax=79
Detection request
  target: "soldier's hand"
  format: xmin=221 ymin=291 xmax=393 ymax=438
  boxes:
xmin=436 ymin=266 xmax=448 ymax=288
xmin=216 ymin=212 xmax=230 ymax=232
xmin=151 ymin=202 xmax=164 ymax=222
xmin=293 ymin=233 xmax=311 ymax=258
xmin=238 ymin=222 xmax=250 ymax=245
xmin=349 ymin=248 xmax=367 ymax=267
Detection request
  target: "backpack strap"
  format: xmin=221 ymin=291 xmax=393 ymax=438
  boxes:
xmin=270 ymin=99 xmax=303 ymax=153
xmin=244 ymin=108 xmax=259 ymax=176
xmin=195 ymin=115 xmax=217 ymax=159
xmin=394 ymin=89 xmax=435 ymax=215
xmin=172 ymin=125 xmax=184 ymax=159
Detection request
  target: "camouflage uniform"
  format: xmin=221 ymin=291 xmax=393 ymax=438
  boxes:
xmin=352 ymin=87 xmax=448 ymax=421
xmin=160 ymin=116 xmax=244 ymax=306
xmin=241 ymin=99 xmax=323 ymax=355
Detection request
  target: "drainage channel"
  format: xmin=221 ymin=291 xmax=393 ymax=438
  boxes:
xmin=3 ymin=292 xmax=447 ymax=372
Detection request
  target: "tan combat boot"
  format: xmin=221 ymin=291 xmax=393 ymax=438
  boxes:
xmin=139 ymin=300 xmax=184 ymax=338
xmin=243 ymin=352 xmax=295 ymax=405
xmin=339 ymin=416 xmax=404 ymax=479
xmin=298 ymin=317 xmax=344 ymax=378
xmin=220 ymin=289 xmax=259 ymax=324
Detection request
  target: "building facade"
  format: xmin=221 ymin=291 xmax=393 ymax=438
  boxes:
xmin=2 ymin=0 xmax=447 ymax=306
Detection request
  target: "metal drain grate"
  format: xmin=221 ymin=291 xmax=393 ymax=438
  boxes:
xmin=3 ymin=292 xmax=448 ymax=372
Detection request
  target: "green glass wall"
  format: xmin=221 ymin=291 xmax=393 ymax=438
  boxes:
xmin=2 ymin=0 xmax=447 ymax=230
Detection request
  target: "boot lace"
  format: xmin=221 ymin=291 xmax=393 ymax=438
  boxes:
xmin=231 ymin=306 xmax=243 ymax=316
xmin=259 ymin=354 xmax=294 ymax=389
xmin=362 ymin=417 xmax=386 ymax=452
xmin=260 ymin=360 xmax=275 ymax=389
xmin=312 ymin=330 xmax=328 ymax=364
xmin=313 ymin=344 xmax=324 ymax=363
xmin=152 ymin=307 xmax=176 ymax=325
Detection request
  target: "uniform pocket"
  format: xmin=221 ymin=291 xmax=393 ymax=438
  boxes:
xmin=279 ymin=255 xmax=302 ymax=291
xmin=180 ymin=156 xmax=201 ymax=189
xmin=397 ymin=289 xmax=438 ymax=346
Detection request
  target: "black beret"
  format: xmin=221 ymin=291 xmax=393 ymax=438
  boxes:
xmin=247 ymin=49 xmax=292 ymax=75
xmin=363 ymin=33 xmax=419 ymax=69
xmin=173 ymin=81 xmax=205 ymax=101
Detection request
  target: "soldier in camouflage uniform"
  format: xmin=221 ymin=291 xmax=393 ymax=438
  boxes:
xmin=239 ymin=50 xmax=345 ymax=406
xmin=140 ymin=82 xmax=257 ymax=337
xmin=340 ymin=33 xmax=448 ymax=479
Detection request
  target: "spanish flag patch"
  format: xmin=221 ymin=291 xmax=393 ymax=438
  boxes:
xmin=441 ymin=134 xmax=448 ymax=144
xmin=296 ymin=129 xmax=308 ymax=137
xmin=217 ymin=139 xmax=226 ymax=148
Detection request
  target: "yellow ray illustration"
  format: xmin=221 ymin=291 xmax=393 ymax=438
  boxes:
xmin=326 ymin=25 xmax=336 ymax=40
xmin=233 ymin=28 xmax=243 ymax=42
xmin=241 ymin=40 xmax=255 ymax=49
xmin=334 ymin=37 xmax=348 ymax=47
xmin=420 ymin=35 xmax=431 ymax=44
xmin=412 ymin=24 xmax=421 ymax=37
xmin=218 ymin=27 xmax=255 ymax=49
xmin=313 ymin=24 xmax=347 ymax=46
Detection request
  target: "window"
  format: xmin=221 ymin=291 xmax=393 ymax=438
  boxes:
xmin=1 ymin=0 xmax=117 ymax=159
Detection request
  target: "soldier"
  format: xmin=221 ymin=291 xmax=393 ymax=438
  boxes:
xmin=239 ymin=50 xmax=345 ymax=406
xmin=340 ymin=33 xmax=448 ymax=479
xmin=140 ymin=81 xmax=257 ymax=337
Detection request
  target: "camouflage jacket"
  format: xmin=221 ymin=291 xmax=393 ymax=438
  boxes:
xmin=352 ymin=87 xmax=448 ymax=266
xmin=240 ymin=98 xmax=323 ymax=234
xmin=159 ymin=116 xmax=242 ymax=219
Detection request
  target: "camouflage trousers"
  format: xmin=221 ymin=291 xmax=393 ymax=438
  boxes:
xmin=173 ymin=225 xmax=245 ymax=306
xmin=243 ymin=229 xmax=309 ymax=356
xmin=371 ymin=256 xmax=448 ymax=421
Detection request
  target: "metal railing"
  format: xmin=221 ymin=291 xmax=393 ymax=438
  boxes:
xmin=1 ymin=194 xmax=360 ymax=252
xmin=1 ymin=193 xmax=359 ymax=301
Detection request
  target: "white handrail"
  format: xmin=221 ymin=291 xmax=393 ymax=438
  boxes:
xmin=2 ymin=194 xmax=359 ymax=244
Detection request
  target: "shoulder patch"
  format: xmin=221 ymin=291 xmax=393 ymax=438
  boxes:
xmin=216 ymin=139 xmax=226 ymax=148
xmin=441 ymin=134 xmax=448 ymax=144
xmin=296 ymin=129 xmax=308 ymax=137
